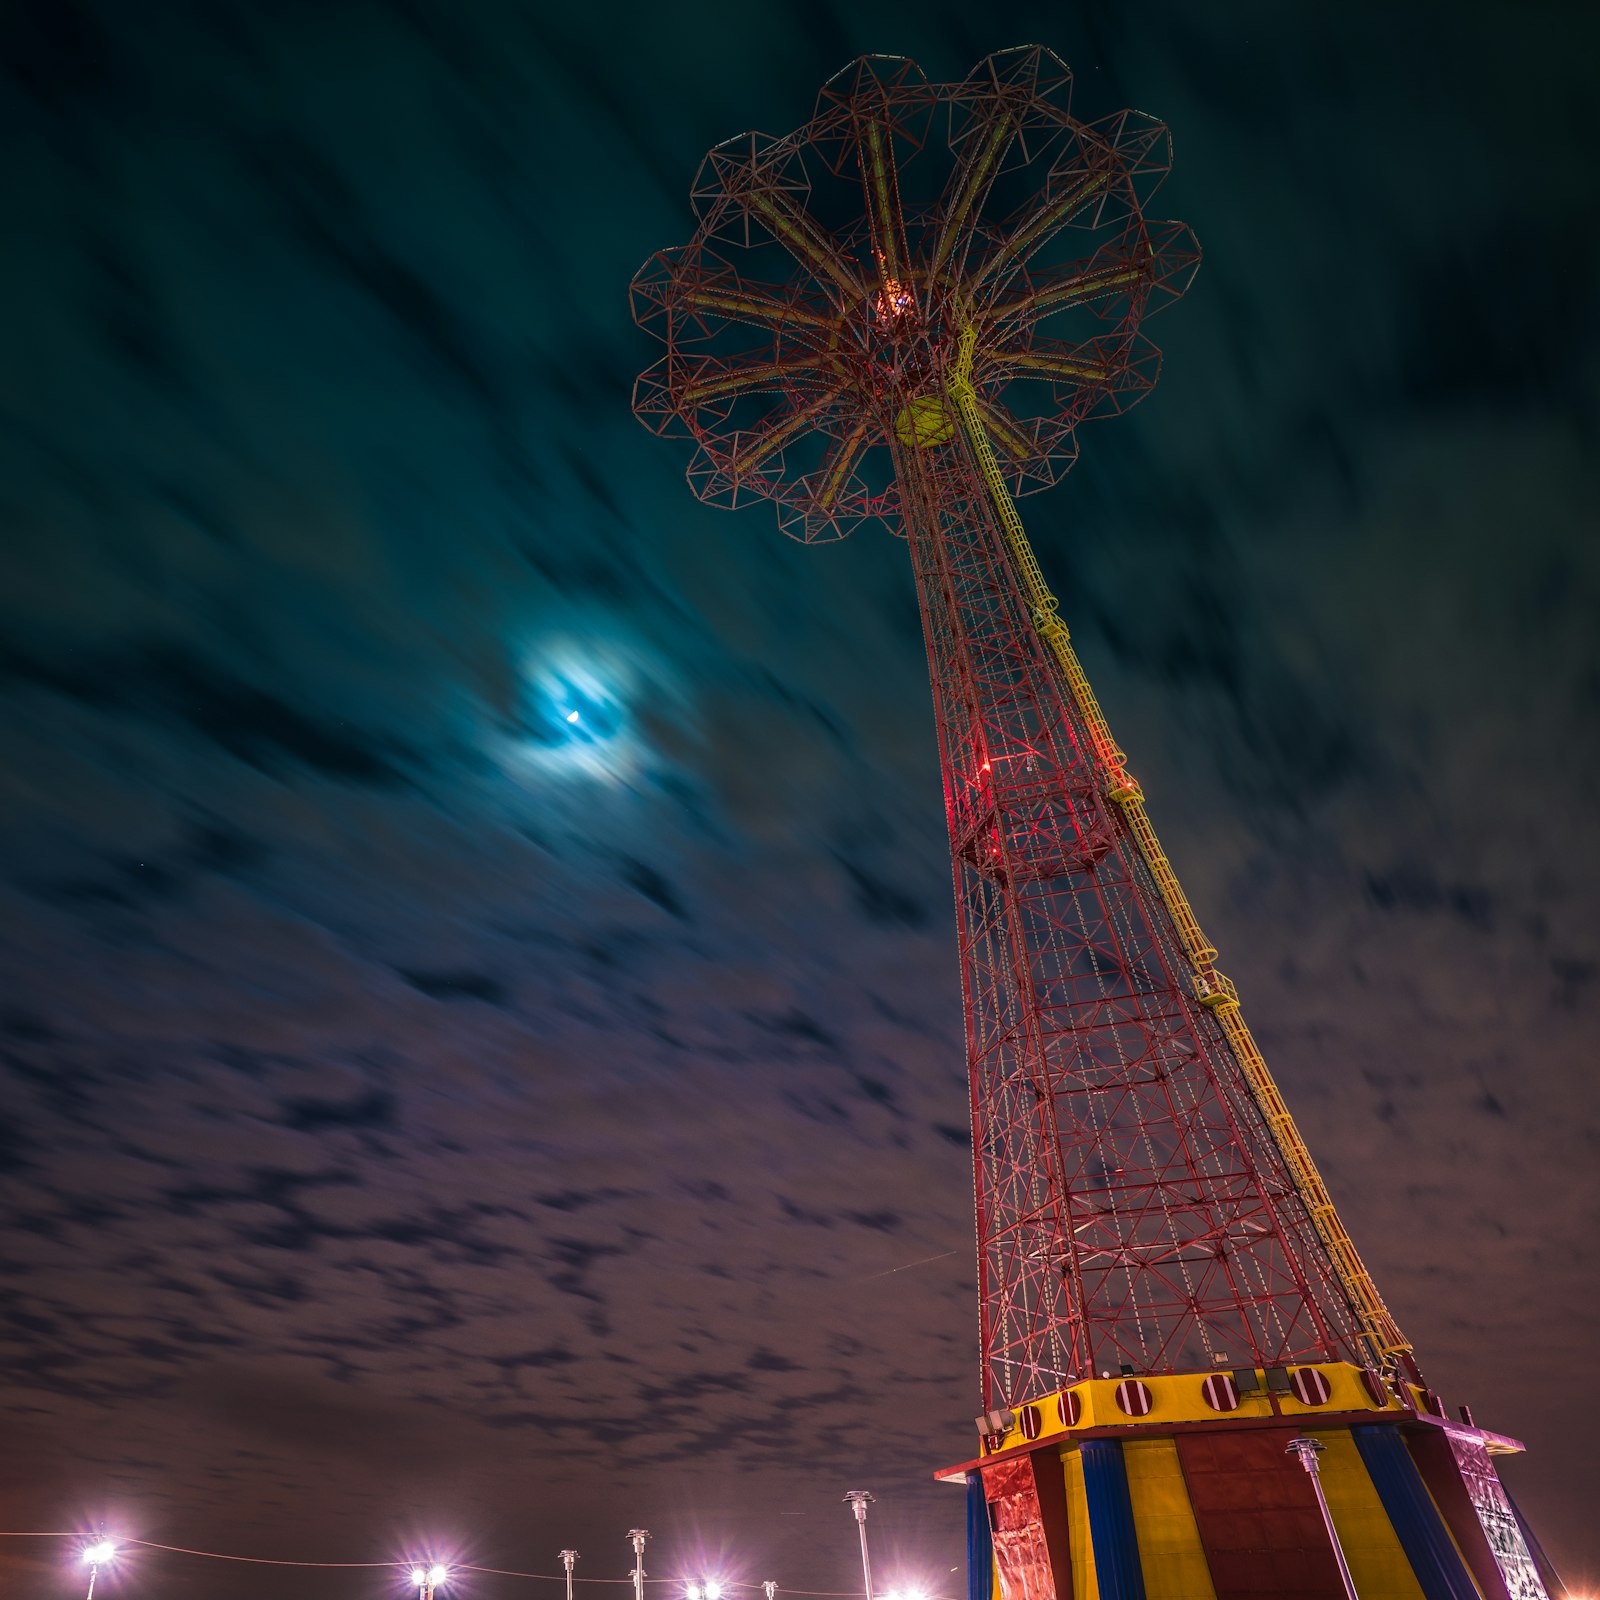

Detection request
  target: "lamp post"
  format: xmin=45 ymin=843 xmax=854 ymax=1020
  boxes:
xmin=844 ymin=1491 xmax=876 ymax=1600
xmin=81 ymin=1542 xmax=116 ymax=1600
xmin=1286 ymin=1437 xmax=1359 ymax=1600
xmin=410 ymin=1564 xmax=449 ymax=1600
xmin=628 ymin=1528 xmax=650 ymax=1600
xmin=562 ymin=1549 xmax=580 ymax=1600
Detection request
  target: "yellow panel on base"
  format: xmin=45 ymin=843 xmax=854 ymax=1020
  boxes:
xmin=982 ymin=1363 xmax=1402 ymax=1454
xmin=1309 ymin=1429 xmax=1429 ymax=1600
xmin=1122 ymin=1438 xmax=1218 ymax=1600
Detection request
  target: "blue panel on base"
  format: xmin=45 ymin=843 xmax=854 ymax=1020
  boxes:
xmin=1081 ymin=1439 xmax=1147 ymax=1600
xmin=1352 ymin=1425 xmax=1479 ymax=1600
xmin=969 ymin=1471 xmax=997 ymax=1600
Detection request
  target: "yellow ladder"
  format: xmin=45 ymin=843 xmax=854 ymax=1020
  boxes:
xmin=944 ymin=325 xmax=1410 ymax=1366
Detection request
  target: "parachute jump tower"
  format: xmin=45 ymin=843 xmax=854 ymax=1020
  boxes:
xmin=633 ymin=49 xmax=1564 ymax=1600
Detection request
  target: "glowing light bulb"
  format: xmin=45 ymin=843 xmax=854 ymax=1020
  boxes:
xmin=686 ymin=1585 xmax=703 ymax=1600
xmin=83 ymin=1543 xmax=116 ymax=1566
xmin=706 ymin=1584 xmax=723 ymax=1600
xmin=429 ymin=1566 xmax=448 ymax=1586
xmin=412 ymin=1571 xmax=428 ymax=1587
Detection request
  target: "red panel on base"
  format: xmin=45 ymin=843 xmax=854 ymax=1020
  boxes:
xmin=1175 ymin=1430 xmax=1347 ymax=1599
xmin=982 ymin=1452 xmax=1072 ymax=1600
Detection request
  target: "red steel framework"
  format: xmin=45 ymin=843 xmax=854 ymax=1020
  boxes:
xmin=633 ymin=49 xmax=1414 ymax=1409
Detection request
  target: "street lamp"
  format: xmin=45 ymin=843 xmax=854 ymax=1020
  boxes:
xmin=628 ymin=1529 xmax=650 ymax=1600
xmin=685 ymin=1580 xmax=725 ymax=1600
xmin=81 ymin=1542 xmax=116 ymax=1600
xmin=1286 ymin=1437 xmax=1357 ymax=1600
xmin=844 ymin=1491 xmax=876 ymax=1600
xmin=561 ymin=1549 xmax=580 ymax=1600
xmin=410 ymin=1563 xmax=449 ymax=1600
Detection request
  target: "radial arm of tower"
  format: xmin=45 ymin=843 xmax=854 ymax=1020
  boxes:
xmin=945 ymin=324 xmax=1412 ymax=1368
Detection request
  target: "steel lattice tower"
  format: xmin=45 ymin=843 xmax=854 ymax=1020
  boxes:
xmin=633 ymin=48 xmax=1407 ymax=1407
xmin=633 ymin=52 xmax=1563 ymax=1600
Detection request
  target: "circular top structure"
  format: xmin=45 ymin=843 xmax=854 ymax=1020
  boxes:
xmin=633 ymin=47 xmax=1199 ymax=542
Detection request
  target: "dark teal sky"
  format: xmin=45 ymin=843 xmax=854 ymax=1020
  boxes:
xmin=1 ymin=1 xmax=1596 ymax=1596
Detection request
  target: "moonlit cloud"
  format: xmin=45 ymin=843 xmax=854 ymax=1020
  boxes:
xmin=504 ymin=634 xmax=658 ymax=782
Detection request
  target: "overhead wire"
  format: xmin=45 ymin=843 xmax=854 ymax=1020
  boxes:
xmin=0 ymin=1534 xmax=881 ymax=1594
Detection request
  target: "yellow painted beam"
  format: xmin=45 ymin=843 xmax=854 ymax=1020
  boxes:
xmin=742 ymin=188 xmax=862 ymax=298
xmin=728 ymin=382 xmax=848 ymax=474
xmin=680 ymin=287 xmax=836 ymax=331
xmin=970 ymin=171 xmax=1110 ymax=290
xmin=930 ymin=111 xmax=1014 ymax=281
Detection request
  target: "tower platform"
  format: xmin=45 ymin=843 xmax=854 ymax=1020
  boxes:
xmin=937 ymin=1364 xmax=1561 ymax=1600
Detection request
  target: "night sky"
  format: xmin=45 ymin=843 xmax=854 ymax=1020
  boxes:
xmin=2 ymin=2 xmax=1597 ymax=1597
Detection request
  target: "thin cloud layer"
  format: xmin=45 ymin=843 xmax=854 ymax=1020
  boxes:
xmin=1 ymin=1 xmax=1596 ymax=1596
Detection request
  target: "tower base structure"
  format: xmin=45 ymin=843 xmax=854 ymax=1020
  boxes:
xmin=938 ymin=1364 xmax=1565 ymax=1600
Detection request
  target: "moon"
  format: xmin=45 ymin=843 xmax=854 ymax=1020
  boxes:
xmin=507 ymin=640 xmax=643 ymax=782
